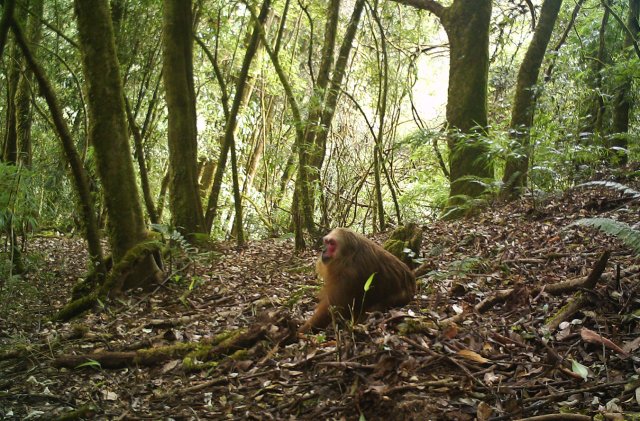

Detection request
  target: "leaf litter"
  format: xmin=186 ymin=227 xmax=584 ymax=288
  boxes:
xmin=0 ymin=181 xmax=639 ymax=420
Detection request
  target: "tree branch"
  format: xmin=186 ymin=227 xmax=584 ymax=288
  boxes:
xmin=387 ymin=0 xmax=444 ymax=18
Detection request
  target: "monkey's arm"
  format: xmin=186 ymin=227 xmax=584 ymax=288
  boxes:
xmin=299 ymin=299 xmax=332 ymax=333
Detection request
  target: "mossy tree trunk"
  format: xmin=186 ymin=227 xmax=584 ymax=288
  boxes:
xmin=391 ymin=0 xmax=493 ymax=213
xmin=502 ymin=0 xmax=563 ymax=199
xmin=15 ymin=0 xmax=43 ymax=168
xmin=610 ymin=0 xmax=639 ymax=165
xmin=75 ymin=0 xmax=162 ymax=290
xmin=162 ymin=0 xmax=205 ymax=239
xmin=2 ymin=2 xmax=26 ymax=164
xmin=442 ymin=0 xmax=493 ymax=205
xmin=10 ymin=11 xmax=104 ymax=273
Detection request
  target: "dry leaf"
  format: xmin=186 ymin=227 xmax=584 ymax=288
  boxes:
xmin=580 ymin=328 xmax=629 ymax=358
xmin=457 ymin=349 xmax=489 ymax=364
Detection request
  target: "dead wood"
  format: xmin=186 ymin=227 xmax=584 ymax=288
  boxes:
xmin=544 ymin=251 xmax=610 ymax=331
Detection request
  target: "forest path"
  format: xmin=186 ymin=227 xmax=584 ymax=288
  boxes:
xmin=1 ymin=180 xmax=639 ymax=419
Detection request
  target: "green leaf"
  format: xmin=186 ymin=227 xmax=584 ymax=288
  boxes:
xmin=75 ymin=359 xmax=102 ymax=370
xmin=364 ymin=273 xmax=377 ymax=292
xmin=571 ymin=218 xmax=640 ymax=255
xmin=570 ymin=359 xmax=588 ymax=380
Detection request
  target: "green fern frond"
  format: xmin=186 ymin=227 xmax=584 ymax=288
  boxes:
xmin=575 ymin=181 xmax=640 ymax=199
xmin=572 ymin=218 xmax=640 ymax=255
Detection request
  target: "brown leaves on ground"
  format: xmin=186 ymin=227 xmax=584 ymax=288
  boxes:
xmin=0 ymin=181 xmax=639 ymax=420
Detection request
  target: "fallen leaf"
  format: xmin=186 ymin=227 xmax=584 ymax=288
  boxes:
xmin=457 ymin=349 xmax=489 ymax=364
xmin=580 ymin=328 xmax=629 ymax=358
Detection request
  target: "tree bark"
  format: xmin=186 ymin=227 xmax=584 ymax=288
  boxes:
xmin=502 ymin=0 xmax=563 ymax=198
xmin=162 ymin=0 xmax=205 ymax=238
xmin=75 ymin=0 xmax=161 ymax=290
xmin=10 ymin=15 xmax=104 ymax=272
xmin=610 ymin=0 xmax=639 ymax=165
xmin=391 ymin=0 xmax=493 ymax=214
xmin=15 ymin=0 xmax=43 ymax=168
xmin=2 ymin=2 xmax=26 ymax=164
xmin=442 ymin=0 xmax=493 ymax=207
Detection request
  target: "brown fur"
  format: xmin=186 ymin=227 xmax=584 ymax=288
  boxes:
xmin=300 ymin=228 xmax=416 ymax=332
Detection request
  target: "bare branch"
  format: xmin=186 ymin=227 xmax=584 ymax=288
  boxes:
xmin=387 ymin=0 xmax=444 ymax=17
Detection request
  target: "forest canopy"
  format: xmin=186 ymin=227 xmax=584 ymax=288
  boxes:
xmin=0 ymin=0 xmax=637 ymax=259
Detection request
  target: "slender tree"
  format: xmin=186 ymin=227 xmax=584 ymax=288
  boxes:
xmin=2 ymin=3 xmax=26 ymax=164
xmin=9 ymin=10 xmax=104 ymax=273
xmin=203 ymin=0 xmax=272 ymax=242
xmin=502 ymin=0 xmax=563 ymax=198
xmin=15 ymin=0 xmax=43 ymax=168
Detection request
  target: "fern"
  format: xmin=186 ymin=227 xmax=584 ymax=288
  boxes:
xmin=572 ymin=218 xmax=640 ymax=255
xmin=575 ymin=181 xmax=640 ymax=199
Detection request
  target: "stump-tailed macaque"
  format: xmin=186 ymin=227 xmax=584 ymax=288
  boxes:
xmin=300 ymin=228 xmax=416 ymax=332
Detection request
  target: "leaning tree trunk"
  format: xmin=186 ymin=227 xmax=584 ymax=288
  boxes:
xmin=10 ymin=14 xmax=105 ymax=273
xmin=162 ymin=0 xmax=205 ymax=239
xmin=203 ymin=0 xmax=271 ymax=234
xmin=75 ymin=0 xmax=162 ymax=291
xmin=502 ymin=0 xmax=563 ymax=199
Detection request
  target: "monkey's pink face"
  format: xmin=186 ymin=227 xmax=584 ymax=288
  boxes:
xmin=321 ymin=235 xmax=337 ymax=262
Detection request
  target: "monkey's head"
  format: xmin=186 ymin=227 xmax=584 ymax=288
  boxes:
xmin=321 ymin=228 xmax=357 ymax=263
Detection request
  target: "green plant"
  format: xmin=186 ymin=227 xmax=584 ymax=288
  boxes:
xmin=574 ymin=181 xmax=640 ymax=199
xmin=571 ymin=218 xmax=640 ymax=255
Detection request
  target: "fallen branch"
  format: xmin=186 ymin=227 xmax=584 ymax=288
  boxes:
xmin=544 ymin=251 xmax=610 ymax=331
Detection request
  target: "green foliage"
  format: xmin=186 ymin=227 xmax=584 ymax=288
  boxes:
xmin=571 ymin=218 xmax=640 ymax=255
xmin=151 ymin=223 xmax=197 ymax=255
xmin=575 ymin=181 xmax=640 ymax=199
xmin=363 ymin=272 xmax=376 ymax=292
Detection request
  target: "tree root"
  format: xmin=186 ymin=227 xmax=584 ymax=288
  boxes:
xmin=54 ymin=240 xmax=163 ymax=322
xmin=52 ymin=309 xmax=295 ymax=370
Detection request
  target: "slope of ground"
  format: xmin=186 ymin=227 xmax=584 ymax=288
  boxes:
xmin=1 ymin=180 xmax=639 ymax=420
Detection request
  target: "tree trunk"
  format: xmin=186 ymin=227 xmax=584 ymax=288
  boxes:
xmin=125 ymin=97 xmax=158 ymax=224
xmin=203 ymin=0 xmax=271 ymax=233
xmin=15 ymin=0 xmax=43 ymax=168
xmin=581 ymin=4 xmax=609 ymax=136
xmin=0 ymin=0 xmax=15 ymax=59
xmin=2 ymin=3 xmax=26 ymax=164
xmin=502 ymin=0 xmax=563 ymax=198
xmin=442 ymin=0 xmax=493 ymax=206
xmin=10 ymin=14 xmax=104 ymax=272
xmin=390 ymin=0 xmax=493 ymax=214
xmin=162 ymin=0 xmax=205 ymax=238
xmin=75 ymin=0 xmax=161 ymax=290
xmin=310 ymin=0 xmax=366 ymax=213
xmin=610 ymin=0 xmax=639 ymax=165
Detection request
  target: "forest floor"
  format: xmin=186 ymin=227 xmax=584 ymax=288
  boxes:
xmin=1 ymin=178 xmax=640 ymax=420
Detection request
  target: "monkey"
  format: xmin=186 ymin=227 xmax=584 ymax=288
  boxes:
xmin=300 ymin=227 xmax=416 ymax=332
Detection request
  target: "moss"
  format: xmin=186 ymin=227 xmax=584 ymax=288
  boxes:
xmin=229 ymin=349 xmax=249 ymax=360
xmin=383 ymin=223 xmax=422 ymax=267
xmin=135 ymin=342 xmax=198 ymax=365
xmin=55 ymin=240 xmax=164 ymax=321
